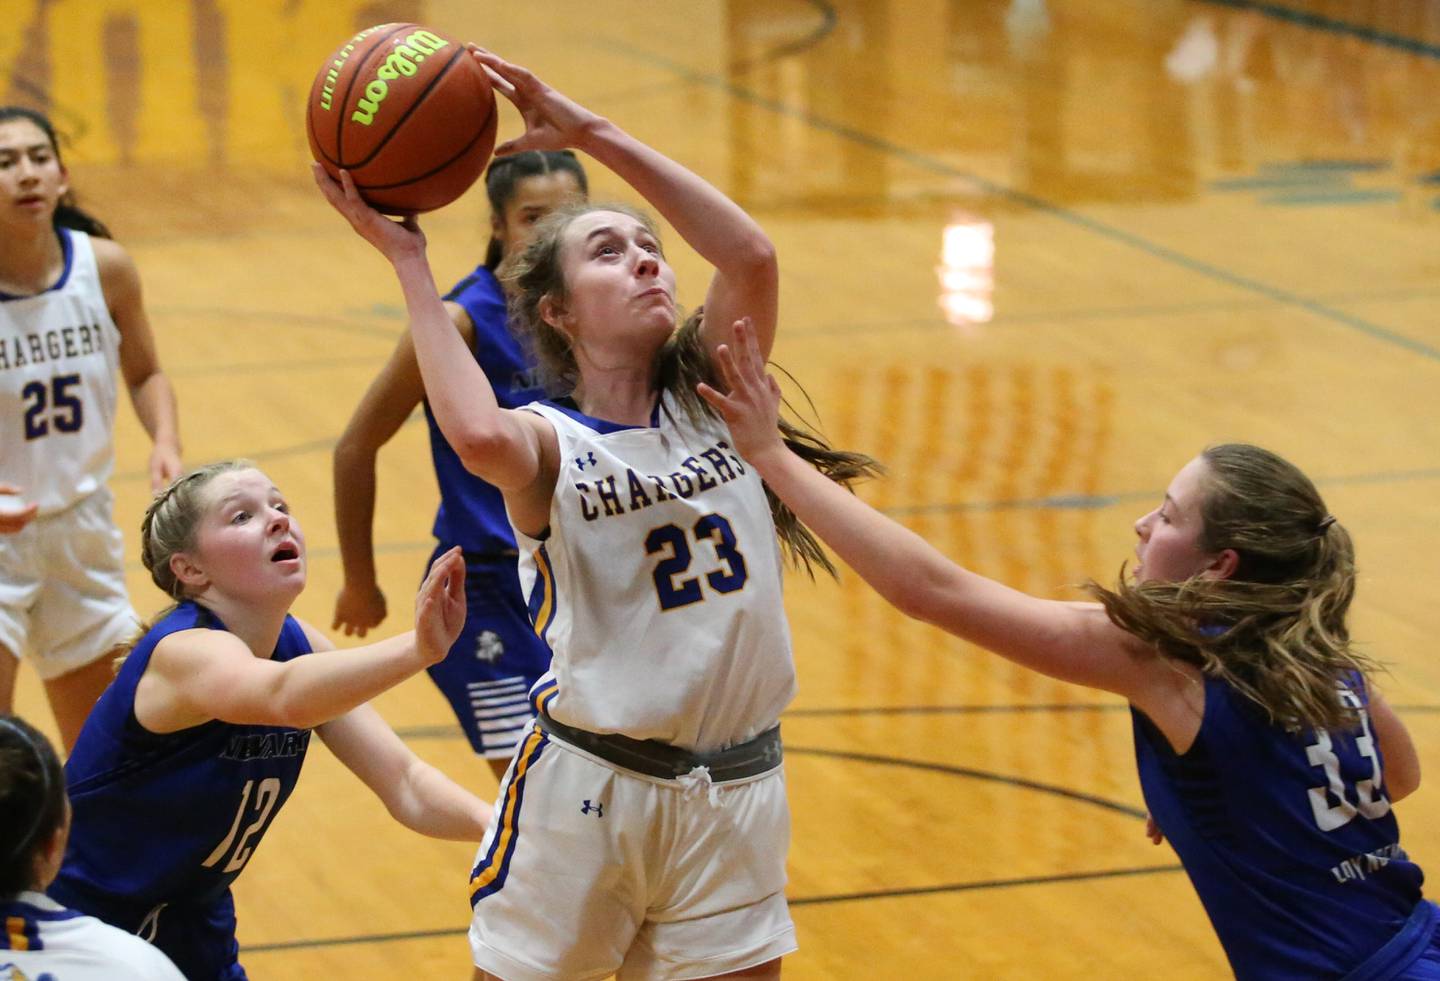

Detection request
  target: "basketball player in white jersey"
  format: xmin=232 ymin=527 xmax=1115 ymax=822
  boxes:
xmin=0 ymin=107 xmax=183 ymax=749
xmin=316 ymin=47 xmax=876 ymax=981
xmin=0 ymin=713 xmax=184 ymax=979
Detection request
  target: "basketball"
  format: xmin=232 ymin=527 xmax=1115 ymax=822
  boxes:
xmin=306 ymin=23 xmax=497 ymax=214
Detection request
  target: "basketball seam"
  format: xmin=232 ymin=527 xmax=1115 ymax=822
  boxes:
xmin=345 ymin=45 xmax=471 ymax=173
xmin=354 ymin=103 xmax=495 ymax=193
xmin=334 ymin=24 xmax=414 ymax=166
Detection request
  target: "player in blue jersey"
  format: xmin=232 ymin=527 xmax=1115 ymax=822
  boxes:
xmin=701 ymin=318 xmax=1438 ymax=980
xmin=48 ymin=460 xmax=493 ymax=981
xmin=0 ymin=106 xmax=183 ymax=749
xmin=1 ymin=714 xmax=184 ymax=979
xmin=333 ymin=150 xmax=588 ymax=779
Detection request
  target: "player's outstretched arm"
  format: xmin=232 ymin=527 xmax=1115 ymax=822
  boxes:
xmin=135 ymin=549 xmax=467 ymax=732
xmin=313 ymin=164 xmax=553 ymax=497
xmin=699 ymin=319 xmax=1150 ymax=698
xmin=473 ymin=47 xmax=777 ymax=366
xmin=319 ymin=704 xmax=494 ymax=839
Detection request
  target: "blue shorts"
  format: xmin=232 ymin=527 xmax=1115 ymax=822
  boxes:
xmin=424 ymin=547 xmax=553 ymax=758
xmin=49 ymin=880 xmax=244 ymax=981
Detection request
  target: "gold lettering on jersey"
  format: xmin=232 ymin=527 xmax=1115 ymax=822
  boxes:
xmin=572 ymin=440 xmax=743 ymax=522
xmin=349 ymin=29 xmax=450 ymax=126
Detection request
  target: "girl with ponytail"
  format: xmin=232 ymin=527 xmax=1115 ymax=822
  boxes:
xmin=0 ymin=106 xmax=183 ymax=749
xmin=703 ymin=318 xmax=1437 ymax=981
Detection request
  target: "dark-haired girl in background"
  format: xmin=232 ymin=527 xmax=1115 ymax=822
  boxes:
xmin=0 ymin=106 xmax=182 ymax=749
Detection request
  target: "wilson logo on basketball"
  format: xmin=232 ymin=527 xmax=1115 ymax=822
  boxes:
xmin=315 ymin=24 xmax=388 ymax=113
xmin=349 ymin=30 xmax=452 ymax=126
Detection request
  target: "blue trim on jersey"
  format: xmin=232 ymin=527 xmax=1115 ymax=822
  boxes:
xmin=427 ymin=265 xmax=545 ymax=553
xmin=0 ymin=911 xmax=45 ymax=951
xmin=0 ymin=227 xmax=75 ymax=301
xmin=526 ymin=545 xmax=558 ymax=644
xmin=529 ymin=678 xmax=559 ymax=716
xmin=470 ymin=727 xmax=548 ymax=905
xmin=543 ymin=395 xmax=658 ymax=434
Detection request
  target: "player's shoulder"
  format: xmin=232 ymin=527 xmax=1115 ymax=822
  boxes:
xmin=89 ymin=235 xmax=141 ymax=295
xmin=292 ymin=616 xmax=337 ymax=653
xmin=38 ymin=909 xmax=187 ymax=979
xmin=87 ymin=233 xmax=132 ymax=269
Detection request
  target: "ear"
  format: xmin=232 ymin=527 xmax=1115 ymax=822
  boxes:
xmin=56 ymin=163 xmax=70 ymax=201
xmin=1202 ymin=548 xmax=1240 ymax=581
xmin=538 ymin=294 xmax=567 ymax=332
xmin=169 ymin=551 xmax=209 ymax=592
xmin=490 ymin=209 xmax=506 ymax=243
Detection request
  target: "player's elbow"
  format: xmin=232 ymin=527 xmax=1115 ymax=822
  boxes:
xmin=333 ymin=428 xmax=380 ymax=469
xmin=890 ymin=562 xmax=964 ymax=627
xmin=1388 ymin=756 xmax=1420 ymax=804
xmin=730 ymin=234 xmax=777 ymax=284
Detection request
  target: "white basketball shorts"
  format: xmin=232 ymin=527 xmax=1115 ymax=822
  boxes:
xmin=468 ymin=724 xmax=797 ymax=980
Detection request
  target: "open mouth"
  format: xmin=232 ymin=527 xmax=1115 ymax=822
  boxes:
xmin=271 ymin=545 xmax=299 ymax=562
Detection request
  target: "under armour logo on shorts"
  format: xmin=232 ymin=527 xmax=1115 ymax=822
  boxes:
xmin=581 ymin=799 xmax=604 ymax=817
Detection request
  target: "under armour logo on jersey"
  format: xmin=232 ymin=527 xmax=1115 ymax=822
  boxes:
xmin=581 ymin=799 xmax=604 ymax=817
xmin=575 ymin=451 xmax=597 ymax=470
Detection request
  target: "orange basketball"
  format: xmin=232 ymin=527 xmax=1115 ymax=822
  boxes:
xmin=306 ymin=23 xmax=497 ymax=214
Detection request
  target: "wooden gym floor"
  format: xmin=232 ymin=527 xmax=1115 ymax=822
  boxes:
xmin=7 ymin=0 xmax=1440 ymax=976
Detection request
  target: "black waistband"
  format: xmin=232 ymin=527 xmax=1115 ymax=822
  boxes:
xmin=536 ymin=711 xmax=782 ymax=782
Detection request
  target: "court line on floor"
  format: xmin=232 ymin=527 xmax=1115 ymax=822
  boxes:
xmin=242 ymin=861 xmax=1187 ymax=956
xmin=590 ymin=34 xmax=1440 ymax=365
xmin=243 ymin=743 xmax=1165 ymax=956
xmin=1191 ymin=0 xmax=1440 ymax=58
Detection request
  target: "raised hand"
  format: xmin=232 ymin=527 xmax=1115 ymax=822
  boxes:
xmin=468 ymin=46 xmax=602 ymax=156
xmin=333 ymin=579 xmax=388 ymax=638
xmin=697 ymin=318 xmax=786 ymax=464
xmin=0 ymin=483 xmax=38 ymax=533
xmin=414 ymin=546 xmax=466 ymax=665
xmin=311 ymin=163 xmax=427 ymax=264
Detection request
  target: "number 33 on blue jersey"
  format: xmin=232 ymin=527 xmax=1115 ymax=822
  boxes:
xmin=1305 ymin=687 xmax=1390 ymax=831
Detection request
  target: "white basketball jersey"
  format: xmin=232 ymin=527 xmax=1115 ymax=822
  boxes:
xmin=0 ymin=230 xmax=122 ymax=516
xmin=515 ymin=393 xmax=796 ymax=753
xmin=0 ymin=891 xmax=185 ymax=980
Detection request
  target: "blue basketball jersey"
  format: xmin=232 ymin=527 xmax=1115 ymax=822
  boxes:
xmin=55 ymin=602 xmax=314 ymax=912
xmin=1134 ymin=674 xmax=1433 ymax=979
xmin=428 ymin=265 xmax=545 ymax=554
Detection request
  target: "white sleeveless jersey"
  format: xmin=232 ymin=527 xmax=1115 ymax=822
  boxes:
xmin=515 ymin=393 xmax=796 ymax=753
xmin=0 ymin=891 xmax=185 ymax=980
xmin=0 ymin=230 xmax=122 ymax=516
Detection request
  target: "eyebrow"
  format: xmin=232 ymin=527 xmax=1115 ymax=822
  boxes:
xmin=0 ymin=143 xmax=52 ymax=154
